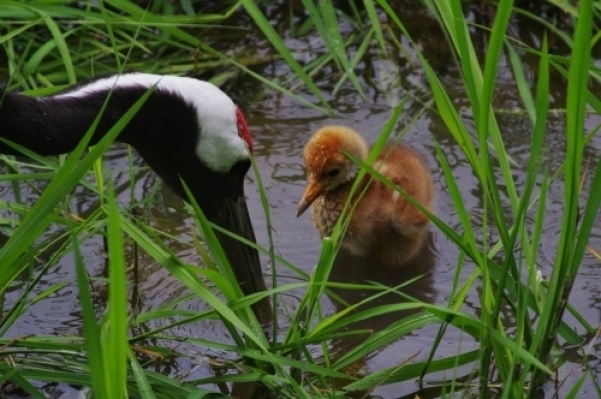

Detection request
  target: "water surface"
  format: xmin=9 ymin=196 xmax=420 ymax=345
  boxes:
xmin=3 ymin=2 xmax=601 ymax=398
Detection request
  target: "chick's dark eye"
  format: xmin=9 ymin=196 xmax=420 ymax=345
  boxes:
xmin=327 ymin=168 xmax=340 ymax=178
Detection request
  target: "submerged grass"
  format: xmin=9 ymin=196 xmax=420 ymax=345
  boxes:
xmin=0 ymin=1 xmax=600 ymax=398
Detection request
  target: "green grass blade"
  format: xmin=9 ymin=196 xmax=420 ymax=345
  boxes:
xmin=362 ymin=0 xmax=387 ymax=56
xmin=0 ymin=18 xmax=42 ymax=44
xmin=344 ymin=350 xmax=480 ymax=391
xmin=318 ymin=0 xmax=365 ymax=97
xmin=506 ymin=39 xmax=536 ymax=123
xmin=40 ymin=14 xmax=76 ymax=84
xmin=239 ymin=0 xmax=330 ymax=106
xmin=127 ymin=348 xmax=157 ymax=399
xmin=104 ymin=185 xmax=128 ymax=398
xmin=248 ymin=155 xmax=278 ymax=342
xmin=72 ymin=236 xmax=107 ymax=397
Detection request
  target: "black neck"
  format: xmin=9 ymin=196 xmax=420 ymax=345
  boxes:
xmin=0 ymin=86 xmax=198 ymax=156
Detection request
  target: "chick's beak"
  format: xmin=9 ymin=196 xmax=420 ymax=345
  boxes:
xmin=296 ymin=179 xmax=324 ymax=217
xmin=216 ymin=194 xmax=272 ymax=325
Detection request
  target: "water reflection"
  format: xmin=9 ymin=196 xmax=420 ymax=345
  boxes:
xmin=326 ymin=233 xmax=436 ymax=389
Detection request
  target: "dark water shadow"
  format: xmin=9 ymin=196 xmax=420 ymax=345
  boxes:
xmin=324 ymin=232 xmax=438 ymax=397
xmin=328 ymin=232 xmax=437 ymax=350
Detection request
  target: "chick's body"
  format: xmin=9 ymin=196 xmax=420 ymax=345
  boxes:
xmin=298 ymin=126 xmax=434 ymax=266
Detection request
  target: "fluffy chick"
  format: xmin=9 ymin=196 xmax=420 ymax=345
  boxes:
xmin=297 ymin=125 xmax=434 ymax=266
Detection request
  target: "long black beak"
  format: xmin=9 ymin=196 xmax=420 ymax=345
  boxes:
xmin=215 ymin=194 xmax=272 ymax=326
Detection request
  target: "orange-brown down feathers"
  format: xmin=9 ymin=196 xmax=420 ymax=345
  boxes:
xmin=297 ymin=126 xmax=434 ymax=266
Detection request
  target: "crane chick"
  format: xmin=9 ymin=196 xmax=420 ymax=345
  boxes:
xmin=297 ymin=126 xmax=434 ymax=266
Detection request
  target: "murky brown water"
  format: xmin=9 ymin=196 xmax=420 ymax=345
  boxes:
xmin=3 ymin=2 xmax=601 ymax=398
